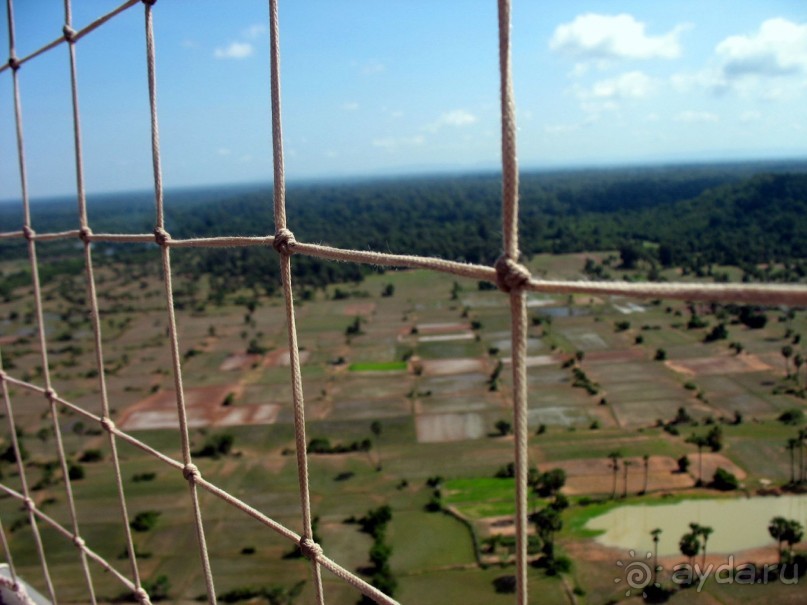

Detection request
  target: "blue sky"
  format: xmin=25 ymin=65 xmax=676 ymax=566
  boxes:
xmin=1 ymin=1 xmax=806 ymax=200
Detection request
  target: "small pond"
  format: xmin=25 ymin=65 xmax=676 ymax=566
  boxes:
xmin=585 ymin=495 xmax=807 ymax=556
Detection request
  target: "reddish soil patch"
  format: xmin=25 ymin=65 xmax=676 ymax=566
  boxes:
xmin=415 ymin=358 xmax=488 ymax=376
xmin=0 ymin=335 xmax=19 ymax=346
xmin=666 ymin=354 xmax=772 ymax=376
xmin=219 ymin=353 xmax=263 ymax=371
xmin=264 ymin=348 xmax=311 ymax=368
xmin=343 ymin=302 xmax=376 ymax=316
xmin=219 ymin=348 xmax=310 ymax=371
xmin=547 ymin=456 xmax=695 ymax=496
xmin=687 ymin=452 xmax=747 ymax=481
xmin=118 ymin=385 xmax=280 ymax=431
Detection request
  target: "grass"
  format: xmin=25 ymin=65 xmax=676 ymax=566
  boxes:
xmin=2 ymin=254 xmax=806 ymax=604
xmin=347 ymin=360 xmax=408 ymax=372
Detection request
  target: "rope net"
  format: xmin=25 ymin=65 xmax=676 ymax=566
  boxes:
xmin=0 ymin=1 xmax=804 ymax=604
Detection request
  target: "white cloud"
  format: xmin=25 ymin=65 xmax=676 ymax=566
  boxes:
xmin=214 ymin=42 xmax=253 ymax=60
xmin=588 ymin=71 xmax=656 ymax=99
xmin=217 ymin=148 xmax=232 ymax=156
xmin=424 ymin=109 xmax=478 ymax=132
xmin=441 ymin=109 xmax=478 ymax=126
xmin=550 ymin=14 xmax=689 ymax=63
xmin=675 ymin=111 xmax=720 ymax=123
xmin=341 ymin=102 xmax=360 ymax=111
xmin=718 ymin=18 xmax=807 ymax=79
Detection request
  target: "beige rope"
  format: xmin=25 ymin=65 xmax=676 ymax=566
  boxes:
xmin=496 ymin=1 xmax=529 ymax=602
xmin=0 ymin=366 xmax=55 ymax=602
xmin=63 ymin=0 xmax=147 ymax=594
xmin=141 ymin=1 xmax=217 ymax=602
xmin=6 ymin=0 xmax=97 ymax=599
xmin=0 ymin=0 xmax=139 ymax=74
xmin=268 ymin=1 xmax=326 ymax=601
xmin=2 ymin=2 xmax=807 ymax=605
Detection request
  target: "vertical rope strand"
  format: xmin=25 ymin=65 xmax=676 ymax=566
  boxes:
xmin=0 ymin=516 xmax=18 ymax=589
xmin=498 ymin=0 xmax=519 ymax=260
xmin=64 ymin=0 xmax=146 ymax=595
xmin=0 ymin=355 xmax=56 ymax=602
xmin=279 ymin=256 xmax=325 ymax=603
xmin=497 ymin=1 xmax=528 ymax=604
xmin=268 ymin=1 xmax=324 ymax=602
xmin=269 ymin=0 xmax=286 ymax=230
xmin=143 ymin=2 xmax=216 ymax=602
xmin=7 ymin=0 xmax=96 ymax=599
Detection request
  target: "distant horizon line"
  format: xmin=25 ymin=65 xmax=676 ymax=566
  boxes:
xmin=3 ymin=154 xmax=807 ymax=206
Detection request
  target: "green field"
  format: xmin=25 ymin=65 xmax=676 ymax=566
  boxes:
xmin=1 ymin=250 xmax=806 ymax=605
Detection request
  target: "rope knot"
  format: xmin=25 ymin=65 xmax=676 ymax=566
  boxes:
xmin=299 ymin=536 xmax=323 ymax=560
xmin=73 ymin=535 xmax=86 ymax=549
xmin=7 ymin=57 xmax=20 ymax=71
xmin=141 ymin=0 xmax=158 ymax=5
xmin=272 ymin=228 xmax=297 ymax=256
xmin=494 ymin=255 xmax=531 ymax=293
xmin=22 ymin=225 xmax=35 ymax=241
xmin=79 ymin=226 xmax=93 ymax=243
xmin=134 ymin=587 xmax=151 ymax=604
xmin=182 ymin=463 xmax=200 ymax=483
xmin=44 ymin=387 xmax=57 ymax=402
xmin=63 ymin=25 xmax=77 ymax=42
xmin=23 ymin=497 xmax=35 ymax=512
xmin=153 ymin=227 xmax=171 ymax=246
xmin=100 ymin=417 xmax=116 ymax=433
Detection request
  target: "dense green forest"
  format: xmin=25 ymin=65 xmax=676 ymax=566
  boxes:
xmin=1 ymin=160 xmax=806 ymax=294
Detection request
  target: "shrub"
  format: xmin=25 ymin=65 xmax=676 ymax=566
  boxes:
xmin=79 ymin=449 xmax=103 ymax=463
xmin=779 ymin=408 xmax=805 ymax=426
xmin=130 ymin=511 xmax=161 ymax=532
xmin=68 ymin=462 xmax=85 ymax=481
xmin=492 ymin=575 xmax=517 ymax=594
xmin=195 ymin=433 xmax=234 ymax=458
xmin=712 ymin=467 xmax=739 ymax=491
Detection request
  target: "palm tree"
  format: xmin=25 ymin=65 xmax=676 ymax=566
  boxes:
xmin=699 ymin=525 xmax=713 ymax=568
xmin=782 ymin=344 xmax=794 ymax=378
xmin=641 ymin=454 xmax=650 ymax=495
xmin=651 ymin=528 xmax=662 ymax=585
xmin=370 ymin=420 xmax=383 ymax=470
xmin=622 ymin=459 xmax=632 ymax=499
xmin=686 ymin=434 xmax=708 ymax=486
xmin=679 ymin=531 xmax=700 ymax=573
xmin=608 ymin=451 xmax=622 ymax=499
xmin=795 ymin=353 xmax=804 ymax=387
xmin=787 ymin=438 xmax=799 ymax=485
xmin=769 ymin=516 xmax=789 ymax=564
xmin=784 ymin=520 xmax=804 ymax=562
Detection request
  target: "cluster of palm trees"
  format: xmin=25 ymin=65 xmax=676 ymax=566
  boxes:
xmin=785 ymin=430 xmax=807 ymax=486
xmin=607 ymin=451 xmax=651 ymax=499
xmin=677 ymin=523 xmax=714 ymax=570
xmin=768 ymin=517 xmax=804 ymax=564
xmin=647 ymin=516 xmax=803 ymax=578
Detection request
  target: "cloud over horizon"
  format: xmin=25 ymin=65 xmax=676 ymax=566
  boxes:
xmin=550 ymin=13 xmax=689 ymax=63
xmin=213 ymin=41 xmax=254 ymax=60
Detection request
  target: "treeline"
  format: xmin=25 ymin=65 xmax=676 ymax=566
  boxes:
xmin=2 ymin=160 xmax=806 ymax=293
